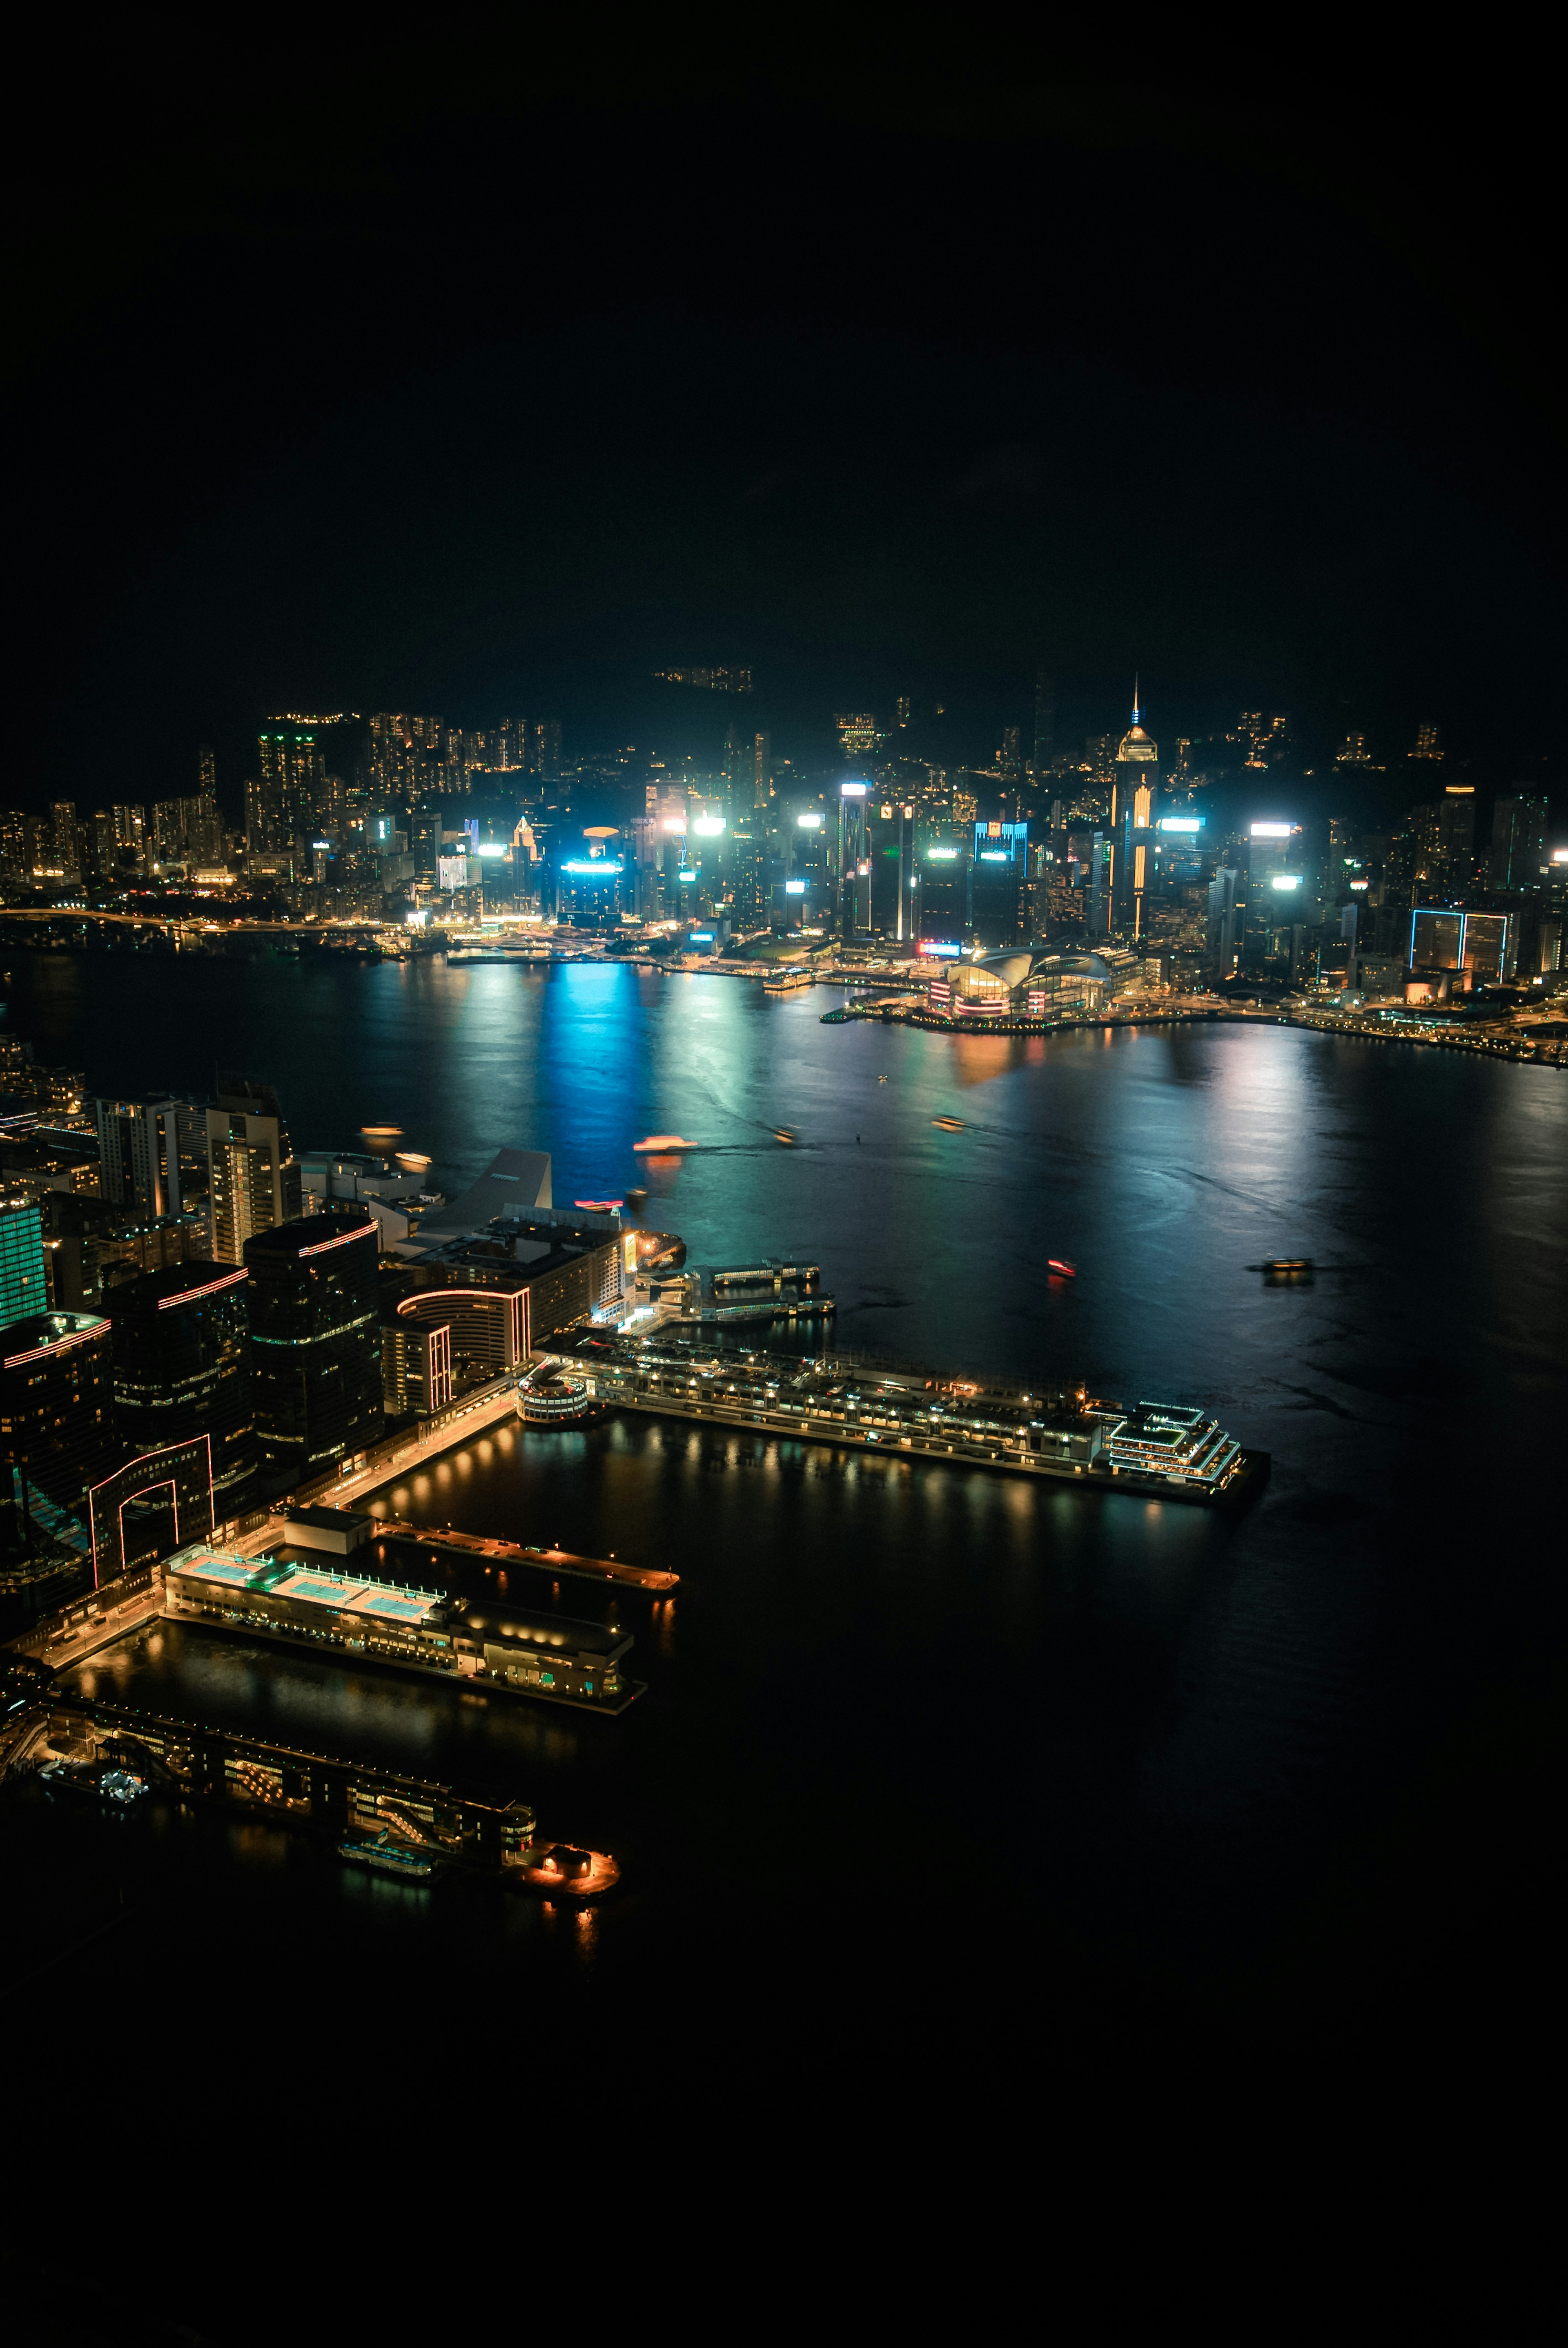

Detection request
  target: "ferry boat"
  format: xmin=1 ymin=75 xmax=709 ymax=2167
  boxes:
xmin=519 ymin=1841 xmax=621 ymax=1900
xmin=339 ymin=1831 xmax=439 ymax=1880
xmin=932 ymin=1115 xmax=966 ymax=1132
xmin=1262 ymin=1257 xmax=1314 ymax=1280
xmin=771 ymin=1127 xmax=800 ymax=1146
xmin=763 ymin=968 xmax=813 ymax=994
xmin=632 ymin=1134 xmax=697 ymax=1152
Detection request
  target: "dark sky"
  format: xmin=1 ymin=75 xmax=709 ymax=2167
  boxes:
xmin=6 ymin=39 xmax=1564 ymax=818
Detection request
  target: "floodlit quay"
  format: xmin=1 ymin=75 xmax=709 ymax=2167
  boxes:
xmin=548 ymin=1332 xmax=1264 ymax=1505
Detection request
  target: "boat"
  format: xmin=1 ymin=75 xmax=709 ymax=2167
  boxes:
xmin=518 ymin=1842 xmax=621 ymax=1899
xmin=932 ymin=1116 xmax=966 ymax=1132
xmin=632 ymin=1134 xmax=697 ymax=1152
xmin=771 ymin=1128 xmax=799 ymax=1146
xmin=572 ymin=1198 xmax=624 ymax=1211
xmin=339 ymin=1831 xmax=439 ymax=1880
xmin=1047 ymin=1259 xmax=1076 ymax=1278
xmin=1262 ymin=1257 xmax=1314 ymax=1280
xmin=626 ymin=1187 xmax=648 ymax=1205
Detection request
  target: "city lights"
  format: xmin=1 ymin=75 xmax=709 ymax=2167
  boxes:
xmin=840 ymin=781 xmax=869 ymax=798
xmin=796 ymin=811 xmax=823 ymax=829
xmin=1159 ymin=817 xmax=1202 ymax=833
xmin=692 ymin=816 xmax=726 ymax=836
xmin=1270 ymin=874 xmax=1303 ymax=891
xmin=1251 ymin=821 xmax=1295 ymax=838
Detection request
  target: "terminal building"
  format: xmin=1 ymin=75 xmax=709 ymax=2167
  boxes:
xmin=166 ymin=1547 xmax=635 ymax=1706
xmin=1101 ymin=1404 xmax=1241 ymax=1491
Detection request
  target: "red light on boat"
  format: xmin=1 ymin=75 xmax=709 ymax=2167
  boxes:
xmin=1047 ymin=1260 xmax=1076 ymax=1276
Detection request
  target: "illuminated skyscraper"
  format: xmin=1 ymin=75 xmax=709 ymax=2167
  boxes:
xmin=206 ymin=1077 xmax=303 ymax=1264
xmin=107 ymin=1260 xmax=256 ymax=1516
xmin=1031 ymin=670 xmax=1054 ymax=777
xmin=1410 ymin=722 xmax=1443 ymax=760
xmin=95 ymin=1095 xmax=205 ymax=1219
xmin=253 ymin=727 xmax=324 ymax=849
xmin=0 ymin=1311 xmax=114 ymax=1511
xmin=0 ymin=1200 xmax=48 ymax=1326
xmin=245 ymin=1209 xmax=382 ymax=1485
xmin=1111 ymin=686 xmax=1159 ymax=933
xmin=1489 ymin=794 xmax=1549 ymax=892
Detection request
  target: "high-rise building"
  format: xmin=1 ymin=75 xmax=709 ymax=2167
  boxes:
xmin=1489 ymin=794 xmax=1549 ymax=892
xmin=753 ymin=730 xmax=772 ymax=809
xmin=198 ymin=743 xmax=217 ymax=799
xmin=107 ymin=1260 xmax=256 ymax=1518
xmin=1111 ymin=688 xmax=1160 ymax=932
xmin=50 ymin=802 xmax=81 ymax=881
xmin=245 ymin=1210 xmax=382 ymax=1486
xmin=0 ymin=1310 xmax=114 ymax=1510
xmin=529 ymin=720 xmax=562 ymax=778
xmin=1336 ymin=732 xmax=1371 ymax=765
xmin=95 ymin=1095 xmax=205 ymax=1219
xmin=0 ymin=1200 xmax=47 ymax=1325
xmin=971 ymin=820 xmax=1030 ymax=947
xmin=1410 ymin=722 xmax=1443 ymax=761
xmin=1032 ymin=670 xmax=1055 ymax=777
xmin=252 ymin=727 xmax=324 ymax=850
xmin=207 ymin=1077 xmax=303 ymax=1264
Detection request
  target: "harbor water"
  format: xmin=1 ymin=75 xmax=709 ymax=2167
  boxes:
xmin=6 ymin=950 xmax=1566 ymax=2094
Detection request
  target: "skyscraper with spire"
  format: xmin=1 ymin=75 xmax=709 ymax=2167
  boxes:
xmin=1111 ymin=680 xmax=1160 ymax=936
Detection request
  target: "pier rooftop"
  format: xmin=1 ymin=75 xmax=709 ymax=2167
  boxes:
xmin=542 ymin=1330 xmax=1254 ymax=1499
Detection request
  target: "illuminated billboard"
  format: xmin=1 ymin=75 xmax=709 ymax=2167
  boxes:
xmin=1159 ymin=817 xmax=1203 ymax=834
xmin=561 ymin=858 xmax=623 ymax=877
xmin=784 ymin=879 xmax=807 ymax=895
xmin=925 ymin=847 xmax=958 ymax=861
xmin=677 ymin=868 xmax=697 ymax=882
xmin=692 ymin=816 xmax=726 ymax=836
xmin=1252 ymin=822 xmax=1295 ymax=839
xmin=840 ymin=781 xmax=869 ymax=798
xmin=475 ymin=842 xmax=509 ymax=859
xmin=796 ymin=812 xmax=823 ymax=830
xmin=1270 ymin=874 xmax=1303 ymax=892
xmin=919 ymin=940 xmax=963 ymax=959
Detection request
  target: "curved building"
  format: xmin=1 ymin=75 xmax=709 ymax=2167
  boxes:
xmin=106 ymin=1260 xmax=256 ymax=1517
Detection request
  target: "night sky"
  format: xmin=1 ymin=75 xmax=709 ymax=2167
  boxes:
xmin=7 ymin=42 xmax=1563 ymax=814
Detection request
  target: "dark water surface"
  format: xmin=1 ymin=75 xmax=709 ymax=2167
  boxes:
xmin=6 ymin=952 xmax=1566 ymax=2282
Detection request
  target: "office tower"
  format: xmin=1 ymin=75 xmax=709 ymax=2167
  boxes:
xmin=207 ymin=1076 xmax=303 ymax=1264
xmin=382 ymin=1314 xmax=452 ymax=1417
xmin=529 ymin=720 xmax=562 ymax=778
xmin=753 ymin=730 xmax=772 ymax=808
xmin=1435 ymin=785 xmax=1477 ymax=891
xmin=1207 ymin=867 xmax=1243 ymax=976
xmin=245 ymin=1209 xmax=382 ymax=1485
xmin=895 ymin=696 xmax=911 ymax=727
xmin=999 ymin=726 xmax=1022 ymax=784
xmin=721 ymin=725 xmax=748 ymax=816
xmin=0 ymin=1200 xmax=47 ymax=1325
xmin=0 ymin=1310 xmax=114 ymax=1510
xmin=1111 ymin=689 xmax=1159 ymax=931
xmin=1032 ymin=670 xmax=1054 ymax=776
xmin=253 ymin=726 xmax=325 ymax=849
xmin=1489 ymin=794 xmax=1549 ymax=891
xmin=1336 ymin=732 xmax=1372 ymax=765
xmin=107 ymin=1259 xmax=256 ymax=1516
xmin=198 ymin=743 xmax=217 ymax=799
xmin=1410 ymin=722 xmax=1443 ymax=761
xmin=95 ymin=1095 xmax=204 ymax=1218
xmin=971 ymin=820 xmax=1029 ymax=947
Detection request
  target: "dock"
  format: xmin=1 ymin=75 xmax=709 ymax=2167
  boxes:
xmin=543 ymin=1331 xmax=1268 ymax=1507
